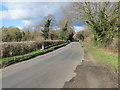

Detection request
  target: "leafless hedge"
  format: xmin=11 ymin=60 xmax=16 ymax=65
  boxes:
xmin=0 ymin=40 xmax=65 ymax=58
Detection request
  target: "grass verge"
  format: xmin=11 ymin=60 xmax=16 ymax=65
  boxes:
xmin=82 ymin=42 xmax=118 ymax=69
xmin=1 ymin=42 xmax=69 ymax=68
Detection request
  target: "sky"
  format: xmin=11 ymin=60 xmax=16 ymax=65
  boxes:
xmin=0 ymin=2 xmax=86 ymax=32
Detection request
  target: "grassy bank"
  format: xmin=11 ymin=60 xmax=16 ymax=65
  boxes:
xmin=1 ymin=42 xmax=69 ymax=68
xmin=82 ymin=42 xmax=118 ymax=69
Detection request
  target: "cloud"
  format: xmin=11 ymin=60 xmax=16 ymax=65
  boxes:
xmin=74 ymin=26 xmax=86 ymax=33
xmin=15 ymin=26 xmax=22 ymax=29
xmin=1 ymin=2 xmax=69 ymax=26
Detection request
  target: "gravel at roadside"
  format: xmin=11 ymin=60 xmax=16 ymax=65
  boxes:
xmin=63 ymin=48 xmax=118 ymax=88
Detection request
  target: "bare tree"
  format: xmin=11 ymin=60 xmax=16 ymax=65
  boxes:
xmin=64 ymin=2 xmax=118 ymax=44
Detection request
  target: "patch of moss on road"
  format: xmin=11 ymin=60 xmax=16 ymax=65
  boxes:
xmin=82 ymin=42 xmax=118 ymax=69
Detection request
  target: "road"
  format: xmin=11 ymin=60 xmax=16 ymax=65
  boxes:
xmin=2 ymin=42 xmax=84 ymax=88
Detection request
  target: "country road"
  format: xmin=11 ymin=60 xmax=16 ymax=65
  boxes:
xmin=2 ymin=42 xmax=84 ymax=88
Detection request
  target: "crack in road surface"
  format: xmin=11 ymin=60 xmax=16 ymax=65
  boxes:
xmin=2 ymin=42 xmax=84 ymax=88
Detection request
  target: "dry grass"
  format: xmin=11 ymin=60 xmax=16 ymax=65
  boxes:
xmin=83 ymin=42 xmax=118 ymax=69
xmin=84 ymin=36 xmax=118 ymax=55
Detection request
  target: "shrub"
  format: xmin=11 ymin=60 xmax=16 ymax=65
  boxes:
xmin=1 ymin=42 xmax=68 ymax=68
xmin=1 ymin=40 xmax=65 ymax=58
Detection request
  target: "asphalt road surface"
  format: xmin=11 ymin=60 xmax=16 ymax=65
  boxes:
xmin=2 ymin=42 xmax=84 ymax=88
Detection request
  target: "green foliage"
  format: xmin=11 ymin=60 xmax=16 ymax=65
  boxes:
xmin=2 ymin=27 xmax=43 ymax=42
xmin=2 ymin=27 xmax=22 ymax=42
xmin=60 ymin=22 xmax=68 ymax=40
xmin=2 ymin=16 xmax=75 ymax=42
xmin=83 ymin=42 xmax=118 ymax=69
xmin=66 ymin=32 xmax=74 ymax=41
xmin=70 ymin=2 xmax=118 ymax=45
xmin=41 ymin=29 xmax=49 ymax=40
xmin=76 ymin=31 xmax=85 ymax=41
xmin=86 ymin=3 xmax=118 ymax=44
xmin=41 ymin=19 xmax=52 ymax=40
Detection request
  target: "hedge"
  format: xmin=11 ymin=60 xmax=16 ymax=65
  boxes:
xmin=0 ymin=40 xmax=65 ymax=58
xmin=1 ymin=42 xmax=69 ymax=68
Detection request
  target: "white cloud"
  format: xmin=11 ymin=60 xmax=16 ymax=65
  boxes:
xmin=74 ymin=26 xmax=86 ymax=33
xmin=15 ymin=26 xmax=22 ymax=29
xmin=1 ymin=2 xmax=69 ymax=26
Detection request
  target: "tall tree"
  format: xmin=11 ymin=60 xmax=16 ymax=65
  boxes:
xmin=64 ymin=2 xmax=118 ymax=44
xmin=41 ymin=14 xmax=55 ymax=40
xmin=57 ymin=16 xmax=75 ymax=41
xmin=60 ymin=22 xmax=68 ymax=40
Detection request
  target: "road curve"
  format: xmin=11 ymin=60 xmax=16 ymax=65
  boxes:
xmin=2 ymin=42 xmax=84 ymax=88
